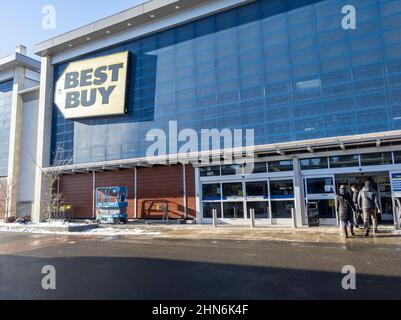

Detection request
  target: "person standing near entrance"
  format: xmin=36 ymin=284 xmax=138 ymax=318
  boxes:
xmin=351 ymin=185 xmax=362 ymax=228
xmin=358 ymin=180 xmax=381 ymax=237
xmin=336 ymin=185 xmax=356 ymax=239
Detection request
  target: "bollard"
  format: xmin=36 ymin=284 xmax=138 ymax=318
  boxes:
xmin=250 ymin=208 xmax=255 ymax=229
xmin=212 ymin=209 xmax=217 ymax=228
xmin=292 ymin=208 xmax=297 ymax=229
xmin=163 ymin=205 xmax=169 ymax=225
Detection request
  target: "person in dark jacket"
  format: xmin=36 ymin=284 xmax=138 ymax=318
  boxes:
xmin=336 ymin=185 xmax=356 ymax=238
xmin=351 ymin=185 xmax=362 ymax=228
xmin=357 ymin=180 xmax=381 ymax=237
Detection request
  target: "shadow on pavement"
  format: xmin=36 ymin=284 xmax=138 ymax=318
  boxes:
xmin=1 ymin=255 xmax=401 ymax=300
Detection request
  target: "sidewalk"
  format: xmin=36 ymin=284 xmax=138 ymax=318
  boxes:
xmin=111 ymin=224 xmax=401 ymax=243
xmin=1 ymin=221 xmax=400 ymax=244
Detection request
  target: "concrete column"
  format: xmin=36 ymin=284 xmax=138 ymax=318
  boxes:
xmin=32 ymin=56 xmax=54 ymax=223
xmin=293 ymin=157 xmax=306 ymax=227
xmin=6 ymin=46 xmax=26 ymax=219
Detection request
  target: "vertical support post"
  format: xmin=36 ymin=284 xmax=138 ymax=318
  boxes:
xmin=212 ymin=208 xmax=217 ymax=228
xmin=56 ymin=175 xmax=60 ymax=219
xmin=250 ymin=208 xmax=255 ymax=229
xmin=194 ymin=167 xmax=202 ymax=224
xmin=164 ymin=205 xmax=169 ymax=224
xmin=292 ymin=157 xmax=304 ymax=228
xmin=92 ymin=171 xmax=96 ymax=219
xmin=182 ymin=163 xmax=187 ymax=220
xmin=292 ymin=208 xmax=297 ymax=229
xmin=134 ymin=166 xmax=138 ymax=220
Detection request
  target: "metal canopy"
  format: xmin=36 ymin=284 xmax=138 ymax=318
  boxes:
xmin=43 ymin=130 xmax=401 ymax=174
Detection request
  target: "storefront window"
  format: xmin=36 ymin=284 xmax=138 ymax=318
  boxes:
xmin=301 ymin=157 xmax=328 ymax=170
xmin=222 ymin=182 xmax=243 ymax=199
xmin=271 ymin=201 xmax=294 ymax=219
xmin=360 ymin=152 xmax=393 ymax=166
xmin=203 ymin=202 xmax=222 ymax=218
xmin=268 ymin=160 xmax=293 ymax=172
xmin=251 ymin=162 xmax=267 ymax=174
xmin=247 ymin=201 xmax=269 ymax=219
xmin=223 ymin=202 xmax=244 ymax=219
xmin=306 ymin=177 xmax=334 ymax=194
xmin=200 ymin=166 xmax=220 ymax=177
xmin=202 ymin=183 xmax=221 ymax=201
xmin=270 ymin=180 xmax=294 ymax=198
xmin=221 ymin=164 xmax=242 ymax=175
xmin=246 ymin=181 xmax=268 ymax=198
xmin=394 ymin=151 xmax=401 ymax=164
xmin=329 ymin=155 xmax=359 ymax=168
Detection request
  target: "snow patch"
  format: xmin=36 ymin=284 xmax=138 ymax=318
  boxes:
xmin=0 ymin=222 xmax=160 ymax=237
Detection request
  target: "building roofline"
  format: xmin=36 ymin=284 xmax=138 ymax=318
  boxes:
xmin=34 ymin=0 xmax=219 ymax=57
xmin=0 ymin=52 xmax=41 ymax=73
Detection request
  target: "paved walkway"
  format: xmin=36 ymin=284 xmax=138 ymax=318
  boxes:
xmin=105 ymin=223 xmax=401 ymax=244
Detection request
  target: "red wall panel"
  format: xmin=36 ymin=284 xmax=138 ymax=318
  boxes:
xmin=59 ymin=165 xmax=196 ymax=220
xmin=60 ymin=174 xmax=93 ymax=219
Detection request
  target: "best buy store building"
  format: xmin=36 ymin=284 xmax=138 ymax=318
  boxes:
xmin=25 ymin=0 xmax=401 ymax=228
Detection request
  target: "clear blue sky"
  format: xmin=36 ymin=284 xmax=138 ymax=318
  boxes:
xmin=0 ymin=0 xmax=146 ymax=58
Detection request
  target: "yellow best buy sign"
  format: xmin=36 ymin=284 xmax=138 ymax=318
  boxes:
xmin=54 ymin=51 xmax=129 ymax=119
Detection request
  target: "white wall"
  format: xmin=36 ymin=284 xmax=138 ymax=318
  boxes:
xmin=18 ymin=98 xmax=39 ymax=203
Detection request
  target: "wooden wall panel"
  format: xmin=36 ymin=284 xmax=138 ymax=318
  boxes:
xmin=59 ymin=165 xmax=196 ymax=221
xmin=60 ymin=174 xmax=93 ymax=219
xmin=137 ymin=165 xmax=196 ymax=220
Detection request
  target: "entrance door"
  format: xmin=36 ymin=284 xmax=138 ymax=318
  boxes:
xmin=304 ymin=176 xmax=336 ymax=225
xmin=390 ymin=172 xmax=401 ymax=229
xmin=377 ymin=176 xmax=393 ymax=222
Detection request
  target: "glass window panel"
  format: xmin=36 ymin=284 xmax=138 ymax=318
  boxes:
xmin=268 ymin=160 xmax=293 ymax=172
xmin=314 ymin=199 xmax=336 ymax=219
xmin=222 ymin=182 xmax=244 ymax=199
xmin=202 ymin=183 xmax=221 ymax=201
xmin=251 ymin=162 xmax=267 ymax=174
xmin=223 ymin=202 xmax=244 ymax=219
xmin=221 ymin=164 xmax=242 ymax=175
xmin=247 ymin=201 xmax=269 ymax=219
xmin=49 ymin=0 xmax=400 ymax=166
xmin=300 ymin=157 xmax=329 ymax=170
xmin=200 ymin=166 xmax=220 ymax=177
xmin=271 ymin=201 xmax=294 ymax=219
xmin=360 ymin=152 xmax=393 ymax=166
xmin=329 ymin=155 xmax=359 ymax=168
xmin=270 ymin=180 xmax=294 ymax=198
xmin=0 ymin=80 xmax=13 ymax=92
xmin=307 ymin=177 xmax=334 ymax=194
xmin=203 ymin=202 xmax=222 ymax=219
xmin=246 ymin=181 xmax=268 ymax=198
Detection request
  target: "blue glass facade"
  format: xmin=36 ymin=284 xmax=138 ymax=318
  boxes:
xmin=0 ymin=79 xmax=13 ymax=176
xmin=51 ymin=0 xmax=401 ymax=165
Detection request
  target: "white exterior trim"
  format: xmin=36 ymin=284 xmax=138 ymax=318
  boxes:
xmin=49 ymin=0 xmax=253 ymax=64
